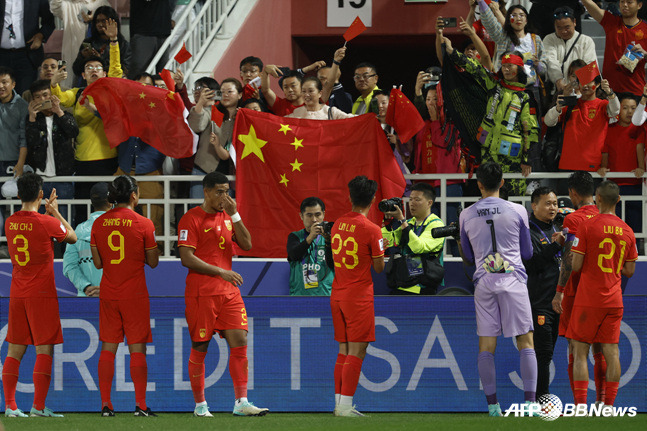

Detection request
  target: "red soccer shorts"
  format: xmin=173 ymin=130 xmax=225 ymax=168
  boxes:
xmin=566 ymin=306 xmax=623 ymax=344
xmin=330 ymin=299 xmax=375 ymax=343
xmin=100 ymin=297 xmax=152 ymax=344
xmin=185 ymin=291 xmax=248 ymax=342
xmin=558 ymin=294 xmax=575 ymax=337
xmin=7 ymin=297 xmax=63 ymax=346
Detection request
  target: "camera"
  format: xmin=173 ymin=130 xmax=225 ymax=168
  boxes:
xmin=442 ymin=17 xmax=457 ymax=28
xmin=431 ymin=222 xmax=460 ymax=239
xmin=378 ymin=197 xmax=403 ymax=213
xmin=317 ymin=221 xmax=334 ymax=235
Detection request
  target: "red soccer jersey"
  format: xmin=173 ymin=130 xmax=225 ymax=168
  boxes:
xmin=602 ymin=123 xmax=644 ymax=185
xmin=601 ymin=12 xmax=647 ymax=95
xmin=563 ymin=204 xmax=599 ymax=297
xmin=331 ymin=211 xmax=384 ymax=301
xmin=572 ymin=214 xmax=638 ymax=308
xmin=270 ymin=97 xmax=303 ymax=116
xmin=559 ymin=98 xmax=609 ymax=171
xmin=472 ymin=20 xmax=496 ymax=58
xmin=90 ymin=207 xmax=157 ymax=300
xmin=5 ymin=211 xmax=68 ymax=298
xmin=178 ymin=206 xmax=236 ymax=296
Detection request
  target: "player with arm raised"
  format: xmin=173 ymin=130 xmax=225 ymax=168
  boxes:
xmin=328 ymin=176 xmax=385 ymax=417
xmin=90 ymin=175 xmax=159 ymax=417
xmin=3 ymin=173 xmax=77 ymax=418
xmin=568 ymin=181 xmax=637 ymax=409
xmin=457 ymin=162 xmax=536 ymax=416
xmin=178 ymin=171 xmax=268 ymax=417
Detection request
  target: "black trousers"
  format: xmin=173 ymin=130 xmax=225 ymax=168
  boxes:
xmin=532 ymin=308 xmax=560 ymax=398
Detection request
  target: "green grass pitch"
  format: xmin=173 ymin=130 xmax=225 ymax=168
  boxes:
xmin=1 ymin=412 xmax=646 ymax=431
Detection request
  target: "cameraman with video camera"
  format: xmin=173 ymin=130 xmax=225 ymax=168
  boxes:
xmin=287 ymin=197 xmax=334 ymax=296
xmin=381 ymin=183 xmax=445 ymax=295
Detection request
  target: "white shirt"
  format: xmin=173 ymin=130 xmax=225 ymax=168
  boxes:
xmin=37 ymin=115 xmax=57 ymax=178
xmin=1 ymin=0 xmax=25 ymax=49
xmin=543 ymin=31 xmax=597 ymax=85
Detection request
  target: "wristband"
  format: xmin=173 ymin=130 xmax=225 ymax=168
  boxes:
xmin=230 ymin=212 xmax=242 ymax=223
xmin=110 ymin=39 xmax=118 ymax=43
xmin=333 ymin=59 xmax=341 ymax=66
xmin=556 ymin=285 xmax=565 ymax=293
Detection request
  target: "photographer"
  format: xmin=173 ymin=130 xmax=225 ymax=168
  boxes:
xmin=522 ymin=187 xmax=566 ymax=398
xmin=287 ymin=197 xmax=334 ymax=296
xmin=381 ymin=183 xmax=445 ymax=295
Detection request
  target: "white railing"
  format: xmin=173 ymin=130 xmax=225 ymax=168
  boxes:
xmin=144 ymin=0 xmax=239 ymax=87
xmin=0 ymin=172 xmax=645 ymax=259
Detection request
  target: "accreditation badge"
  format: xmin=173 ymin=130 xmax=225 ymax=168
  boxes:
xmin=303 ymin=267 xmax=319 ymax=290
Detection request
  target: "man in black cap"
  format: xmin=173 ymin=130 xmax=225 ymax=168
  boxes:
xmin=62 ymin=182 xmax=111 ymax=297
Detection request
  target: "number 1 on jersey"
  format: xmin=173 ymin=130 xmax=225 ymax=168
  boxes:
xmin=486 ymin=220 xmax=498 ymax=254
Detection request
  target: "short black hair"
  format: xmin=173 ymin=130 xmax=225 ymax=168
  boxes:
xmin=300 ymin=197 xmax=325 ymax=213
xmin=203 ymin=171 xmax=229 ymax=189
xmin=0 ymin=66 xmax=16 ymax=82
xmin=82 ymin=56 xmax=106 ymax=71
xmin=240 ymin=56 xmax=263 ymax=71
xmin=348 ymin=176 xmax=378 ymax=208
xmin=133 ymin=72 xmax=154 ymax=83
xmin=29 ymin=79 xmax=52 ymax=97
xmin=617 ymin=92 xmax=640 ymax=105
xmin=553 ymin=6 xmax=576 ymax=21
xmin=596 ymin=180 xmax=620 ymax=207
xmin=195 ymin=76 xmax=220 ymax=91
xmin=242 ymin=98 xmax=262 ymax=108
xmin=108 ymin=175 xmax=138 ymax=204
xmin=567 ymin=171 xmax=595 ymax=197
xmin=531 ymin=186 xmax=556 ymax=204
xmin=17 ymin=172 xmax=43 ymax=203
xmin=411 ymin=182 xmax=436 ymax=202
xmin=476 ymin=162 xmax=503 ymax=192
xmin=354 ymin=62 xmax=377 ymax=74
xmin=279 ymin=70 xmax=303 ymax=89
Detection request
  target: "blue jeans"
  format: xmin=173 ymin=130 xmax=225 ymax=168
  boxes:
xmin=190 ymin=166 xmax=206 ymax=201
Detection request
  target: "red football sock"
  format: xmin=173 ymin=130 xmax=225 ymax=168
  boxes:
xmin=568 ymin=354 xmax=574 ymax=397
xmin=2 ymin=356 xmax=20 ymax=410
xmin=340 ymin=355 xmax=363 ymax=397
xmin=593 ymin=353 xmax=607 ymax=402
xmin=334 ymin=354 xmax=347 ymax=395
xmin=573 ymin=380 xmax=588 ymax=406
xmin=130 ymin=352 xmax=148 ymax=410
xmin=604 ymin=381 xmax=619 ymax=407
xmin=98 ymin=350 xmax=115 ymax=409
xmin=229 ymin=346 xmax=248 ymax=399
xmin=32 ymin=354 xmax=53 ymax=411
xmin=188 ymin=349 xmax=207 ymax=403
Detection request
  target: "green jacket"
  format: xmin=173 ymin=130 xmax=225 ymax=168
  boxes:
xmin=287 ymin=229 xmax=334 ymax=296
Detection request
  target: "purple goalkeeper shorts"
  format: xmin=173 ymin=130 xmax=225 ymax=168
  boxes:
xmin=474 ymin=273 xmax=533 ymax=338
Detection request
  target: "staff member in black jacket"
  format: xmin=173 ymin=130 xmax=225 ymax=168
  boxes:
xmin=523 ymin=187 xmax=566 ymax=398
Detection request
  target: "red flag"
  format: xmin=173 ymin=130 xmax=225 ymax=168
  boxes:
xmin=83 ymin=77 xmax=194 ymax=158
xmin=242 ymin=83 xmax=257 ymax=101
xmin=211 ymin=103 xmax=224 ymax=127
xmin=343 ymin=16 xmax=367 ymax=42
xmin=575 ymin=61 xmax=600 ymax=86
xmin=385 ymin=88 xmax=426 ymax=143
xmin=174 ymin=43 xmax=192 ymax=64
xmin=233 ymin=110 xmax=406 ymax=257
xmin=160 ymin=69 xmax=175 ymax=92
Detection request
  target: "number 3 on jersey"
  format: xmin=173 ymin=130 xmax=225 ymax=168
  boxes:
xmin=331 ymin=234 xmax=359 ymax=269
xmin=12 ymin=234 xmax=30 ymax=266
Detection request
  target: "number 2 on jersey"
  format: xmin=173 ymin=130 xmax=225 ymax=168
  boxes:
xmin=108 ymin=230 xmax=125 ymax=264
xmin=331 ymin=234 xmax=359 ymax=269
xmin=597 ymin=238 xmax=627 ymax=274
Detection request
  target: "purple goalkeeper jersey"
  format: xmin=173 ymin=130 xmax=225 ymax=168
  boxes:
xmin=459 ymin=197 xmax=533 ymax=284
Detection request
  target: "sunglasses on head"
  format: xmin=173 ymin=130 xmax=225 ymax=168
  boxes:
xmin=554 ymin=11 xmax=573 ymax=19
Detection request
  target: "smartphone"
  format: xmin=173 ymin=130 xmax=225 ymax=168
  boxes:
xmin=442 ymin=17 xmax=457 ymax=28
xmin=58 ymin=60 xmax=66 ymax=68
xmin=562 ymin=95 xmax=578 ymax=107
xmin=39 ymin=100 xmax=52 ymax=111
xmin=249 ymin=76 xmax=261 ymax=88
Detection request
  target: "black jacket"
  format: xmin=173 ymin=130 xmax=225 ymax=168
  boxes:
xmin=0 ymin=0 xmax=55 ymax=64
xmin=25 ymin=112 xmax=78 ymax=175
xmin=523 ymin=214 xmax=563 ymax=310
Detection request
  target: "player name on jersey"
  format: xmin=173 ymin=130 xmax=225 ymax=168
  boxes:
xmin=337 ymin=222 xmax=356 ymax=233
xmin=603 ymin=225 xmax=624 ymax=236
xmin=7 ymin=222 xmax=34 ymax=231
xmin=476 ymin=207 xmax=502 ymax=217
xmin=101 ymin=218 xmax=134 ymax=227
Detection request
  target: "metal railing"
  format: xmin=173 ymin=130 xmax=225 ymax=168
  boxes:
xmin=1 ymin=172 xmax=645 ymax=260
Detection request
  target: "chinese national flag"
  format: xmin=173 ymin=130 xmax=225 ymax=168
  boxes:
xmin=385 ymin=88 xmax=425 ymax=143
xmin=233 ymin=109 xmax=406 ymax=257
xmin=160 ymin=69 xmax=175 ymax=92
xmin=174 ymin=43 xmax=192 ymax=64
xmin=211 ymin=103 xmax=224 ymax=127
xmin=83 ymin=77 xmax=194 ymax=158
xmin=343 ymin=16 xmax=367 ymax=41
xmin=575 ymin=61 xmax=600 ymax=86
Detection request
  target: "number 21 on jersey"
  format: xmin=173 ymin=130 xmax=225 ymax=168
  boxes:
xmin=597 ymin=237 xmax=627 ymax=274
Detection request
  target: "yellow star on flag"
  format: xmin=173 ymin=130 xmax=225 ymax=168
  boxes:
xmin=504 ymin=54 xmax=511 ymax=59
xmin=278 ymin=124 xmax=292 ymax=135
xmin=290 ymin=158 xmax=303 ymax=172
xmin=279 ymin=173 xmax=289 ymax=187
xmin=139 ymin=92 xmax=146 ymax=99
xmin=290 ymin=137 xmax=304 ymax=151
xmin=149 ymin=102 xmax=156 ymax=108
xmin=239 ymin=125 xmax=267 ymax=162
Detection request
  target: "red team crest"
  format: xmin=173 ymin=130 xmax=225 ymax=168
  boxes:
xmin=537 ymin=315 xmax=545 ymax=326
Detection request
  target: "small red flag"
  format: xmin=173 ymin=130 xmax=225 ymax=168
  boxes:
xmin=575 ymin=61 xmax=600 ymax=86
xmin=385 ymin=88 xmax=426 ymax=143
xmin=160 ymin=69 xmax=175 ymax=92
xmin=211 ymin=103 xmax=224 ymax=127
xmin=343 ymin=16 xmax=367 ymax=42
xmin=174 ymin=43 xmax=192 ymax=64
xmin=242 ymin=83 xmax=257 ymax=101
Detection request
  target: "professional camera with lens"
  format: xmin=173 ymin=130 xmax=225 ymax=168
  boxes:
xmin=318 ymin=221 xmax=335 ymax=235
xmin=431 ymin=222 xmax=460 ymax=239
xmin=378 ymin=197 xmax=403 ymax=212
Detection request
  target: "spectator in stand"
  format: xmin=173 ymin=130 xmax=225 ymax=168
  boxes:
xmin=239 ymin=55 xmax=267 ymax=109
xmin=437 ymin=16 xmax=494 ymax=70
xmin=580 ymin=0 xmax=647 ymax=95
xmin=543 ymin=6 xmax=597 ymax=94
xmin=351 ymin=62 xmax=380 ymax=115
xmin=319 ymin=48 xmax=353 ymax=114
xmin=0 ymin=0 xmax=55 ymax=94
xmin=528 ymin=0 xmax=585 ymax=39
xmin=374 ymin=89 xmax=413 ymax=181
xmin=50 ymin=0 xmax=111 ymax=88
xmin=22 ymin=57 xmax=64 ymax=103
xmin=286 ymin=76 xmax=354 ymax=120
xmin=128 ymin=0 xmax=172 ymax=79
xmin=261 ymin=61 xmax=325 ymax=116
xmin=241 ymin=98 xmax=262 ymax=111
xmin=212 ymin=78 xmax=243 ymax=171
xmin=72 ymin=6 xmax=130 ymax=85
xmin=467 ymin=0 xmax=506 ymax=59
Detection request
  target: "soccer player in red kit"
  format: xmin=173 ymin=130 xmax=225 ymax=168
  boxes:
xmin=3 ymin=173 xmax=77 ymax=418
xmin=90 ymin=175 xmax=159 ymax=417
xmin=568 ymin=180 xmax=637 ymax=409
xmin=327 ymin=175 xmax=385 ymax=417
xmin=178 ymin=171 xmax=268 ymax=417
